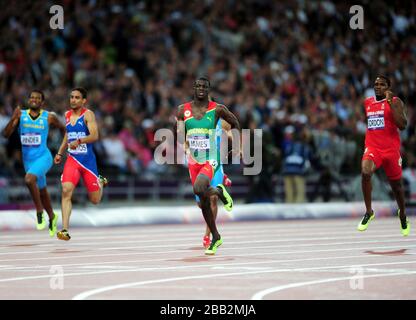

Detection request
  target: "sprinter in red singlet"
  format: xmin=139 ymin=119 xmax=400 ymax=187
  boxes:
xmin=357 ymin=76 xmax=409 ymax=235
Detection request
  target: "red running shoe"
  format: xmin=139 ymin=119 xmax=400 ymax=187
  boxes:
xmin=203 ymin=236 xmax=210 ymax=248
xmin=223 ymin=174 xmax=232 ymax=187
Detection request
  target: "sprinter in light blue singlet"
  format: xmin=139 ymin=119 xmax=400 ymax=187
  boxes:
xmin=19 ymin=109 xmax=52 ymax=189
xmin=2 ymin=90 xmax=66 ymax=236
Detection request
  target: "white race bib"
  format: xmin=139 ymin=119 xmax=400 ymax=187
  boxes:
xmin=367 ymin=116 xmax=384 ymax=130
xmin=68 ymin=143 xmax=87 ymax=154
xmin=21 ymin=134 xmax=41 ymax=146
xmin=188 ymin=136 xmax=210 ymax=150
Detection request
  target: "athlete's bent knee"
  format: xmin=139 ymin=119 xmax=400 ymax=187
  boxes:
xmin=89 ymin=197 xmax=100 ymax=205
xmin=88 ymin=193 xmax=101 ymax=205
xmin=24 ymin=174 xmax=36 ymax=186
xmin=62 ymin=185 xmax=74 ymax=199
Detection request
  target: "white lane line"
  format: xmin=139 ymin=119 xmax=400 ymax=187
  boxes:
xmin=0 ymin=223 xmax=350 ymax=241
xmin=0 ymin=265 xmax=13 ymax=269
xmin=1 ymin=241 xmax=415 ymax=266
xmin=1 ymin=237 xmax=415 ymax=270
xmin=0 ymin=220 xmax=402 ymax=242
xmin=78 ymin=266 xmax=138 ymax=270
xmin=0 ymin=229 xmax=358 ymax=245
xmin=79 ymin=235 xmax=415 ymax=252
xmin=32 ymin=229 xmax=416 ymax=248
xmin=1 ymin=246 xmax=416 ymax=284
xmin=251 ymin=270 xmax=416 ymax=300
xmin=0 ymin=223 xmax=396 ymax=244
xmin=72 ymin=260 xmax=416 ymax=300
xmin=1 ymin=227 xmax=378 ymax=247
xmin=0 ymin=231 xmax=412 ymax=257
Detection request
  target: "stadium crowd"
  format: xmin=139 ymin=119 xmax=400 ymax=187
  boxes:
xmin=0 ymin=0 xmax=415 ymax=202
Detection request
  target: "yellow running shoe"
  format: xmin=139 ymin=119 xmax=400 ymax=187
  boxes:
xmin=357 ymin=211 xmax=375 ymax=231
xmin=217 ymin=184 xmax=233 ymax=212
xmin=205 ymin=237 xmax=223 ymax=255
xmin=57 ymin=229 xmax=71 ymax=241
xmin=398 ymin=209 xmax=410 ymax=236
xmin=36 ymin=212 xmax=46 ymax=230
xmin=49 ymin=213 xmax=58 ymax=237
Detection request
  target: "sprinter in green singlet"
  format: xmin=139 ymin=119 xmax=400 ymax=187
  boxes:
xmin=176 ymin=77 xmax=241 ymax=255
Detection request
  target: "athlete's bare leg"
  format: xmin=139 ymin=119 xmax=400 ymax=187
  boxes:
xmin=87 ymin=178 xmax=104 ymax=205
xmin=204 ymin=195 xmax=218 ymax=237
xmin=194 ymin=175 xmax=220 ymax=241
xmin=61 ymin=182 xmax=75 ymax=230
xmin=40 ymin=188 xmax=54 ymax=220
xmin=389 ymin=178 xmax=406 ymax=218
xmin=24 ymin=174 xmax=43 ymax=213
xmin=361 ymin=159 xmax=377 ymax=215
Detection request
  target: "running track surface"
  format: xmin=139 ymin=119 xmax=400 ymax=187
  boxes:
xmin=0 ymin=217 xmax=415 ymax=300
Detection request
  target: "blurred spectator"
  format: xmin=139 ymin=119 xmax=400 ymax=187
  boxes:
xmin=281 ymin=126 xmax=312 ymax=203
xmin=118 ymin=120 xmax=152 ymax=170
xmin=245 ymin=116 xmax=280 ymax=203
xmin=0 ymin=107 xmax=9 ymax=154
xmin=0 ymin=1 xmax=414 ymax=203
xmin=0 ymin=177 xmax=8 ymax=203
xmin=102 ymin=130 xmax=129 ymax=173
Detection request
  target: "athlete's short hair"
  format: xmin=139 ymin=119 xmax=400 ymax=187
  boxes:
xmin=195 ymin=76 xmax=210 ymax=88
xmin=72 ymin=87 xmax=88 ymax=99
xmin=376 ymin=75 xmax=391 ymax=87
xmin=30 ymin=90 xmax=45 ymax=101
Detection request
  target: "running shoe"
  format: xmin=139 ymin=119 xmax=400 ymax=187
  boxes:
xmin=57 ymin=229 xmax=71 ymax=241
xmin=99 ymin=175 xmax=108 ymax=188
xmin=357 ymin=211 xmax=375 ymax=231
xmin=36 ymin=212 xmax=46 ymax=230
xmin=49 ymin=213 xmax=58 ymax=237
xmin=205 ymin=237 xmax=223 ymax=255
xmin=217 ymin=184 xmax=233 ymax=212
xmin=203 ymin=235 xmax=210 ymax=249
xmin=223 ymin=174 xmax=232 ymax=187
xmin=398 ymin=209 xmax=410 ymax=236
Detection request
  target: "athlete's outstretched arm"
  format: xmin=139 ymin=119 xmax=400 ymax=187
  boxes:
xmin=48 ymin=112 xmax=66 ymax=136
xmin=2 ymin=106 xmax=21 ymax=138
xmin=215 ymin=104 xmax=240 ymax=130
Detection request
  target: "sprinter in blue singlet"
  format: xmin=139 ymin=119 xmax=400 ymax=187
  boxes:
xmin=54 ymin=87 xmax=108 ymax=241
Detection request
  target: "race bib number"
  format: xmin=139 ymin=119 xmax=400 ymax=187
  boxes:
xmin=68 ymin=143 xmax=87 ymax=154
xmin=188 ymin=136 xmax=210 ymax=150
xmin=21 ymin=134 xmax=41 ymax=146
xmin=367 ymin=116 xmax=384 ymax=130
